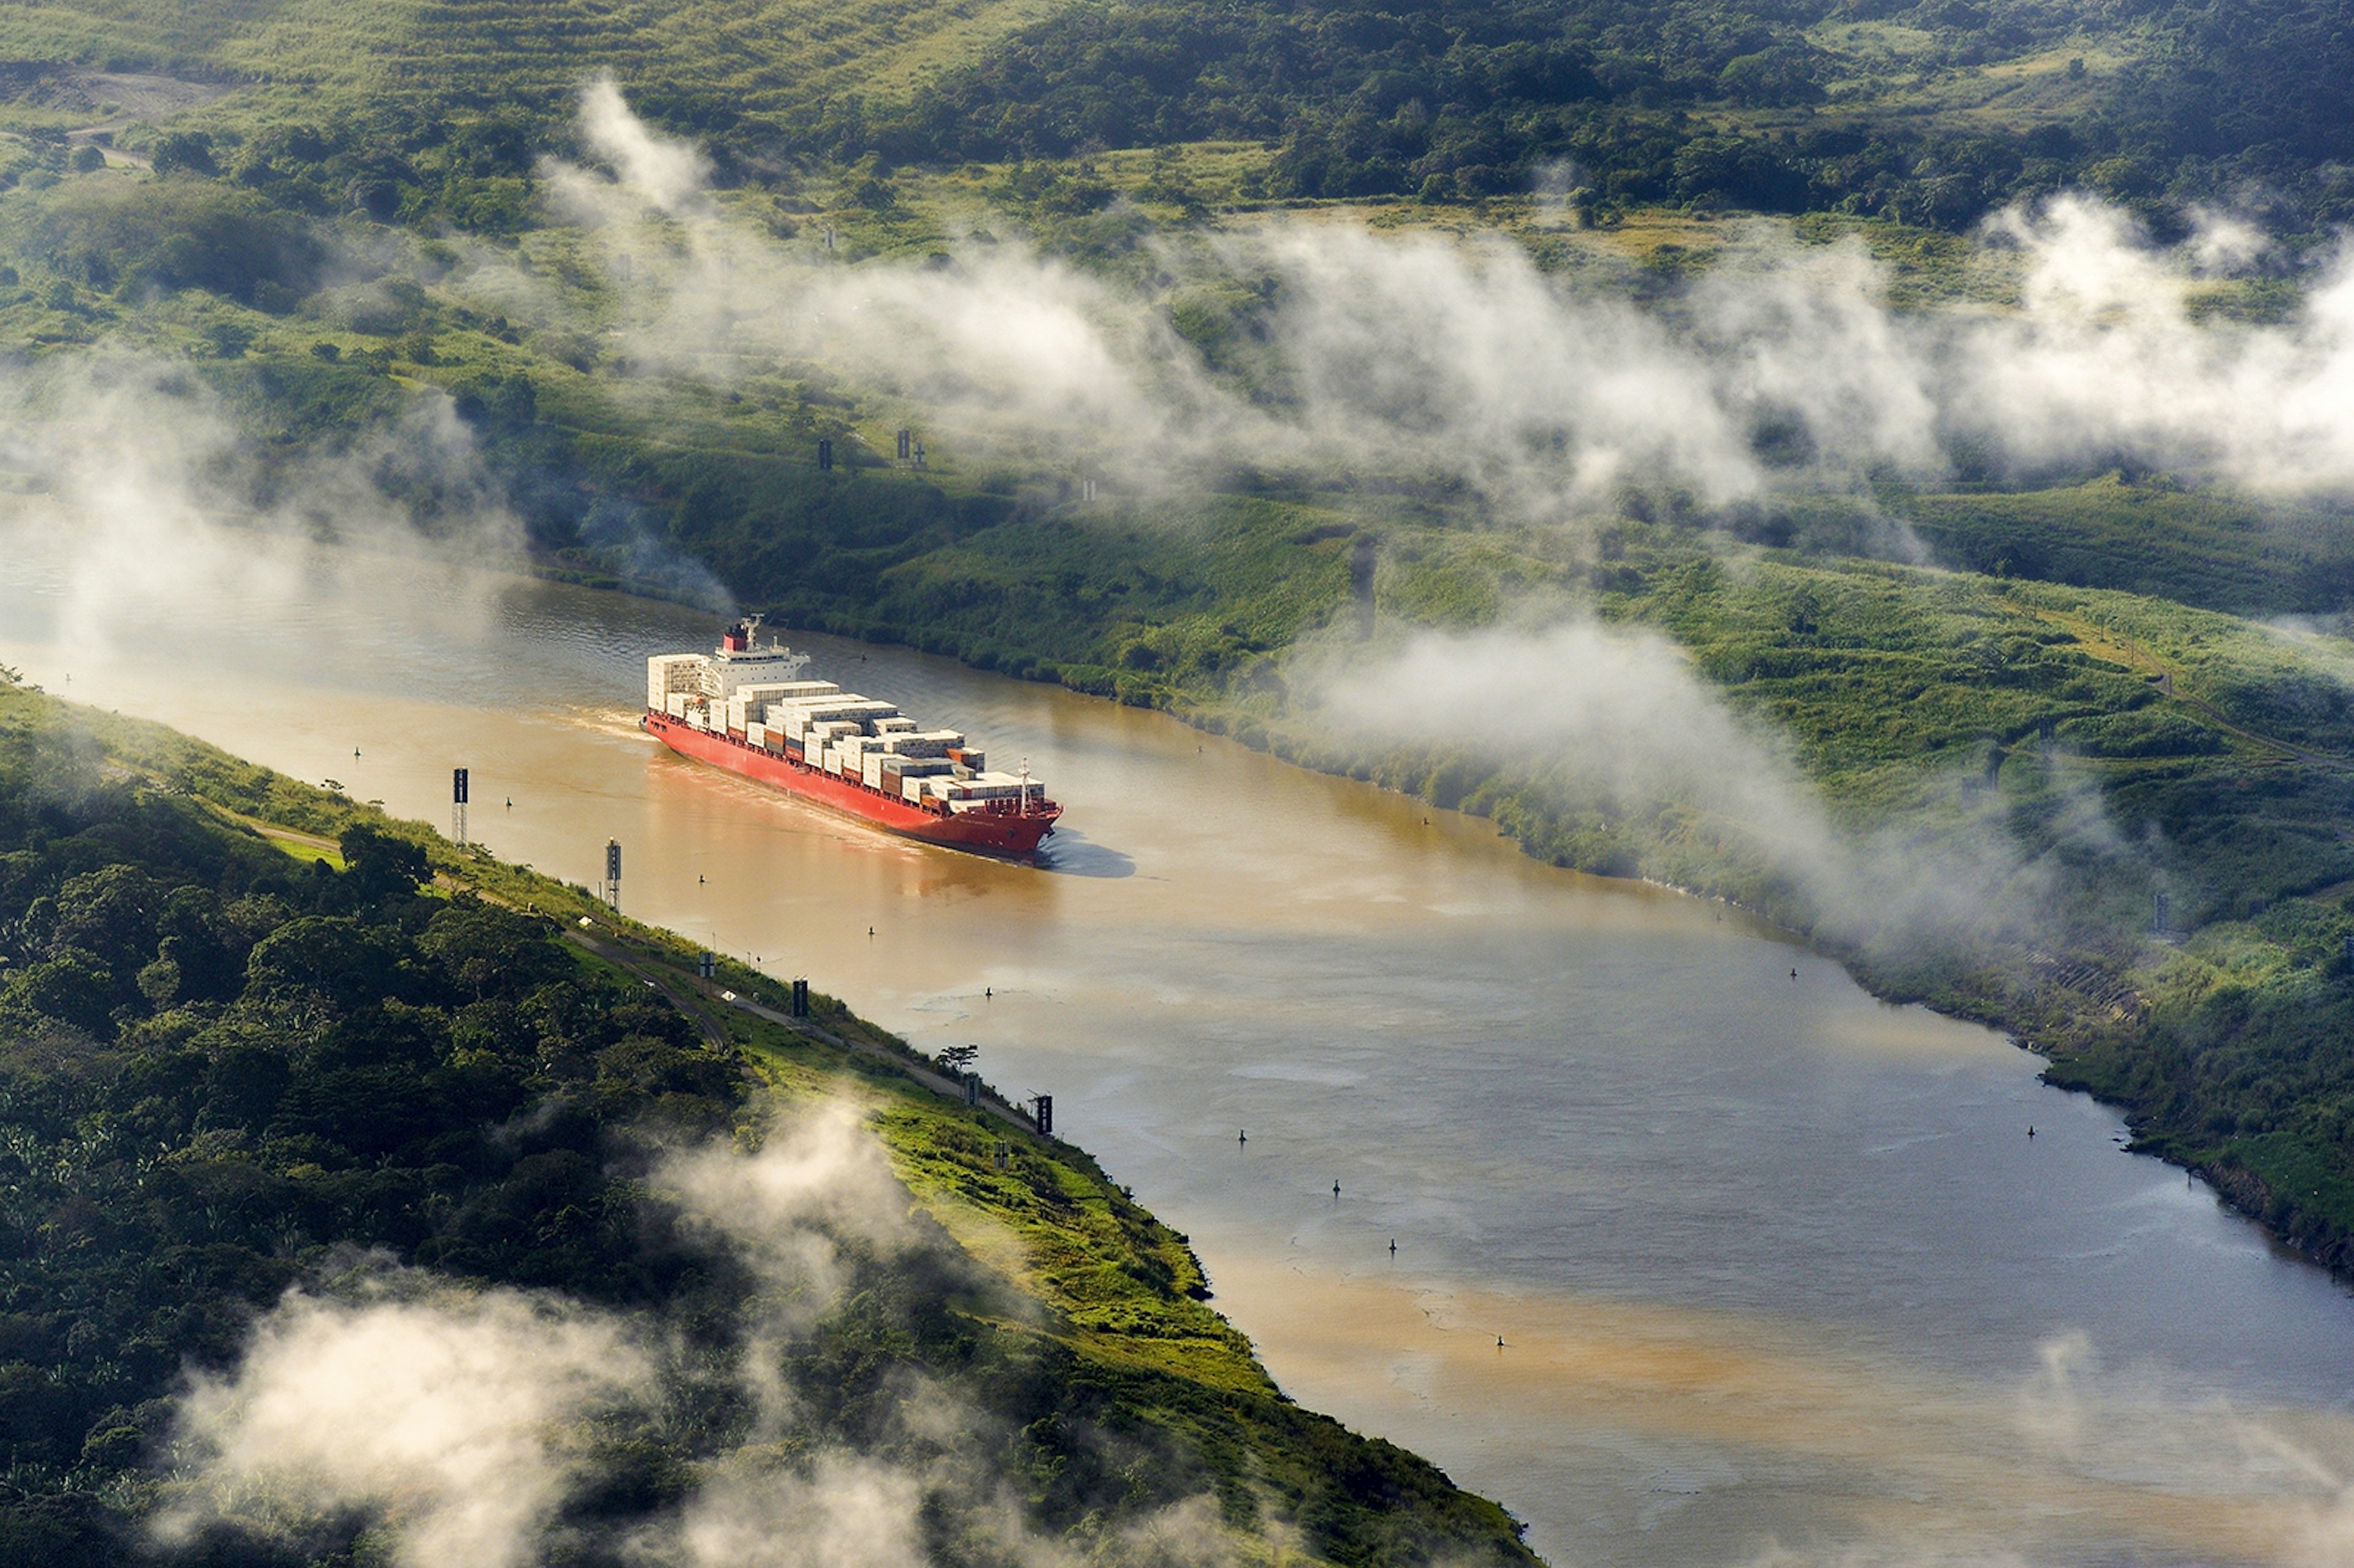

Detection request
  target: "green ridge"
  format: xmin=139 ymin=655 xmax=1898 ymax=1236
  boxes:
xmin=0 ymin=671 xmax=1534 ymax=1566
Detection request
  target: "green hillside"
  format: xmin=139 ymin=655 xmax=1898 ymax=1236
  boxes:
xmin=0 ymin=0 xmax=2351 ymax=1304
xmin=1 ymin=0 xmax=2350 ymax=225
xmin=0 ymin=671 xmax=1535 ymax=1566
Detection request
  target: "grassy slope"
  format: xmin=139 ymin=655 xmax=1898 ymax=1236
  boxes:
xmin=0 ymin=0 xmax=2323 ymax=235
xmin=9 ymin=135 xmax=2354 ymax=1287
xmin=1897 ymin=478 xmax=2354 ymax=617
xmin=0 ymin=673 xmax=1535 ymax=1566
xmin=0 ymin=0 xmax=2349 ymax=1295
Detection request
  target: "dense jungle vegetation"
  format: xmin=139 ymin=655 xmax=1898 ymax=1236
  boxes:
xmin=2 ymin=0 xmax=2353 ymax=226
xmin=0 ymin=674 xmax=1533 ymax=1566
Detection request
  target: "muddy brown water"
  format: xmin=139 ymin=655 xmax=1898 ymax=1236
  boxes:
xmin=6 ymin=535 xmax=2354 ymax=1567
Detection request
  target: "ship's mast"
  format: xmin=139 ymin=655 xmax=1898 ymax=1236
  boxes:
xmin=1019 ymin=757 xmax=1030 ymax=817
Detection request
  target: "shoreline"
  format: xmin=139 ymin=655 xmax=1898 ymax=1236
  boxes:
xmin=516 ymin=556 xmax=2333 ymax=1288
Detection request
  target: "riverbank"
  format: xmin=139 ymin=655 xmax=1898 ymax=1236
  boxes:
xmin=15 ymin=563 xmax=2354 ymax=1566
xmin=659 ymin=538 xmax=2354 ymax=1293
xmin=0 ymin=671 xmax=1537 ymax=1565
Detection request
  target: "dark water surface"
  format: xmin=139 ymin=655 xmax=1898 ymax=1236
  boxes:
xmin=6 ymin=530 xmax=2353 ymax=1566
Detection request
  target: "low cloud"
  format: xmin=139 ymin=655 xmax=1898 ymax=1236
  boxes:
xmin=157 ymin=1276 xmax=657 ymax=1568
xmin=577 ymin=73 xmax=713 ymax=218
xmin=657 ymin=1097 xmax=918 ymax=1429
xmin=1950 ymin=197 xmax=2354 ymax=491
xmin=1309 ymin=614 xmax=1819 ymax=832
xmin=1303 ymin=615 xmax=2132 ymax=954
xmin=631 ymin=1452 xmax=929 ymax=1568
xmin=660 ymin=1096 xmax=915 ymax=1319
xmin=528 ymin=88 xmax=2354 ymax=534
xmin=155 ymin=1103 xmax=1241 ymax=1568
xmin=0 ymin=351 xmax=522 ymax=666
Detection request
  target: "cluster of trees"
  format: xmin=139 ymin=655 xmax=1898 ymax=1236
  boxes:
xmin=17 ymin=0 xmax=2354 ymax=234
xmin=77 ymin=108 xmax=562 ymax=237
xmin=0 ymin=691 xmax=1542 ymax=1565
xmin=834 ymin=0 xmax=2354 ymax=227
xmin=2047 ymin=886 xmax=2354 ymax=1276
xmin=0 ymin=740 xmax=749 ymax=1559
xmin=22 ymin=179 xmax=325 ymax=307
xmin=542 ymin=435 xmax=1348 ymax=706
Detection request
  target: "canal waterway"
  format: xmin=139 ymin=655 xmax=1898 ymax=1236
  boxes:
xmin=6 ymin=526 xmax=2354 ymax=1567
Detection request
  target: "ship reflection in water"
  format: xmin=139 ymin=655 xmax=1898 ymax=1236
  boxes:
xmin=4 ymin=538 xmax=2353 ymax=1568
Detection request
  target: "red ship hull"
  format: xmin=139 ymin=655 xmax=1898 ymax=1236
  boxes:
xmin=642 ymin=712 xmax=1060 ymax=858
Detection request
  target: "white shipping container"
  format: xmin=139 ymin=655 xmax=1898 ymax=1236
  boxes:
xmin=952 ymin=772 xmax=1046 ymax=802
xmin=666 ymin=694 xmax=688 ymax=719
xmin=862 ymin=756 xmax=886 ymax=790
xmin=793 ymin=698 xmax=899 ymax=726
xmin=734 ymin=680 xmax=830 ymax=706
xmin=873 ymin=732 xmax=958 ymax=759
xmin=746 ymin=723 xmax=767 ymax=747
xmin=647 ymin=653 xmax=706 ymax=709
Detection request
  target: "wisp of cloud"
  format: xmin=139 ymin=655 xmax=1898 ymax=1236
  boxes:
xmin=533 ymin=87 xmax=2354 ymax=523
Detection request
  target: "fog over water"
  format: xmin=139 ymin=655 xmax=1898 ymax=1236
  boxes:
xmin=7 ymin=538 xmax=2354 ymax=1567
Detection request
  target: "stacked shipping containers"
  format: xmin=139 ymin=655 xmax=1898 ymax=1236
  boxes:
xmin=648 ymin=650 xmax=1048 ymax=818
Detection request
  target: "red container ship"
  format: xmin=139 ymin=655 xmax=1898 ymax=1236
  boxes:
xmin=642 ymin=618 xmax=1060 ymax=858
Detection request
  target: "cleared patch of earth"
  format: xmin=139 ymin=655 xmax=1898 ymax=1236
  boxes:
xmin=0 ymin=61 xmax=231 ymax=121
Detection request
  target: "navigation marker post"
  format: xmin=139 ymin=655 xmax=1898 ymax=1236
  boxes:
xmin=452 ymin=767 xmax=469 ymax=846
xmin=604 ymin=838 xmax=622 ymax=911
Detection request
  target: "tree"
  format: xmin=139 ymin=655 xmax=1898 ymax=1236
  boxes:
xmin=338 ymin=824 xmax=430 ymax=904
xmin=148 ymin=132 xmax=217 ymax=178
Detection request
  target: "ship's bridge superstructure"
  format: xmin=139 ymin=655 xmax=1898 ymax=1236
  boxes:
xmin=646 ymin=617 xmax=811 ymax=707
